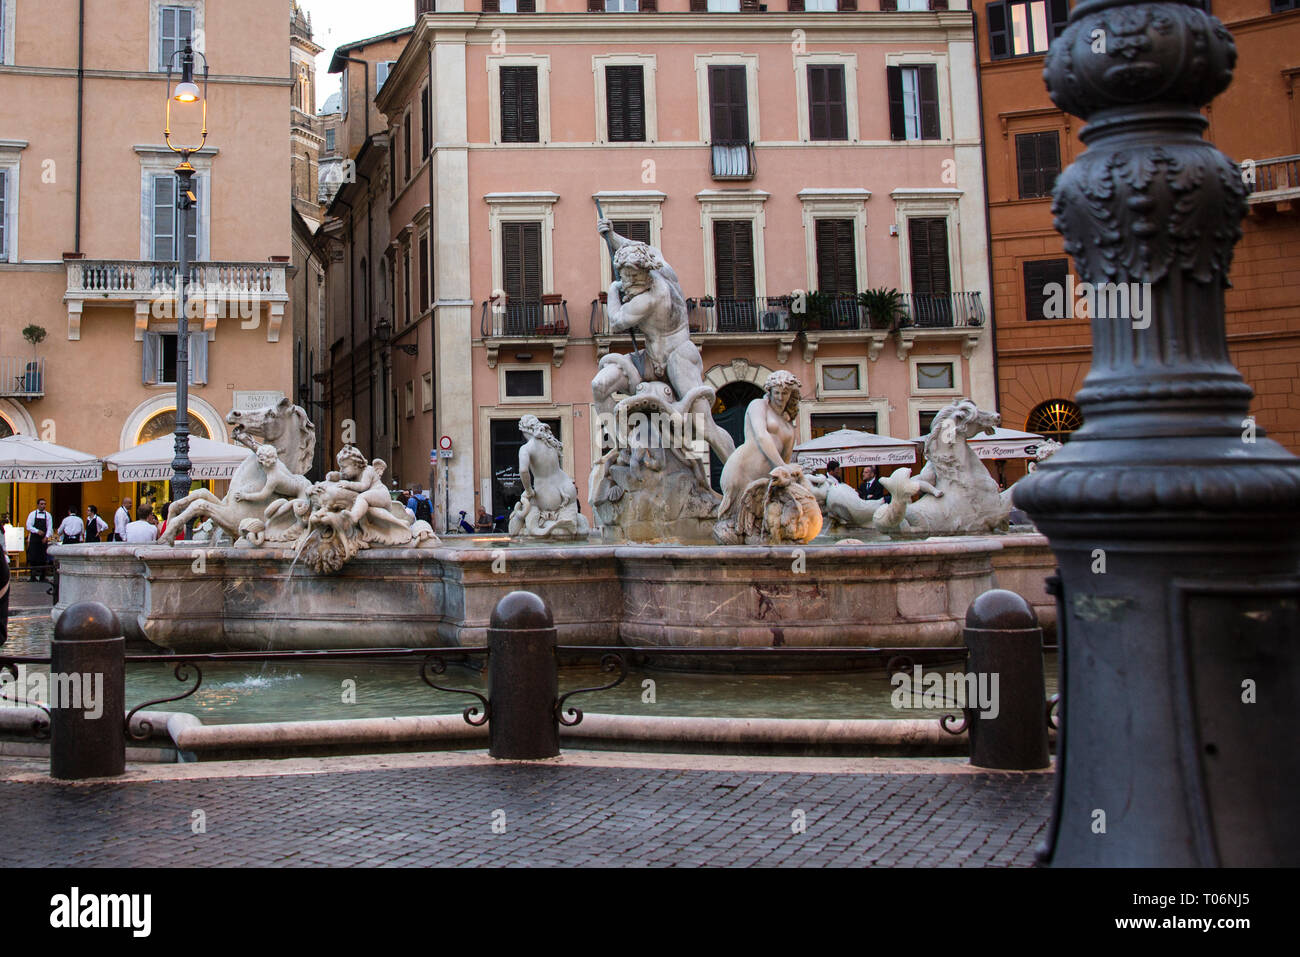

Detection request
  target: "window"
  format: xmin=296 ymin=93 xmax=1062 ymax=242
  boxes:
xmin=821 ymin=364 xmax=860 ymax=392
xmin=1023 ymin=258 xmax=1068 ymax=320
xmin=918 ymin=409 xmax=940 ymax=435
xmin=403 ymin=113 xmax=412 ymax=182
xmin=908 ymin=218 xmax=950 ymax=297
xmin=0 ymin=169 xmax=8 ymax=261
xmin=712 ymin=219 xmax=757 ymax=329
xmin=916 ymin=362 xmax=954 ymax=391
xmin=150 ymin=174 xmax=200 ymax=262
xmin=805 ymin=0 xmax=837 ymax=9
xmin=422 ymin=372 xmax=433 ymax=411
xmin=612 ymin=219 xmax=651 ymax=245
xmin=325 ymin=128 xmax=336 ymax=152
xmin=807 ymin=65 xmax=848 ymax=141
xmin=708 ymin=65 xmax=749 ymax=144
xmin=403 ymin=243 xmax=412 ymax=325
xmin=501 ymin=221 xmax=543 ymax=333
xmin=1016 ymin=131 xmax=1060 ymax=199
xmin=814 ymin=219 xmax=856 ymax=294
xmin=484 ymin=0 xmax=537 ymax=9
xmin=707 ymin=0 xmax=741 ymax=9
xmin=505 ymin=369 xmax=545 ymax=398
xmin=418 ymin=235 xmax=430 ymax=311
xmin=142 ymin=332 xmax=207 ymax=385
xmin=606 ymin=0 xmax=640 ymax=8
xmin=0 ymin=0 xmax=11 ymax=65
xmin=1025 ymin=398 xmax=1082 ymax=443
xmin=500 ymin=66 xmax=540 ymax=143
xmin=606 ymin=66 xmax=646 ymax=142
xmin=405 ymin=381 xmax=415 ymax=418
xmin=887 ymin=65 xmax=939 ymax=141
xmin=421 ymin=86 xmax=432 ymax=159
xmin=987 ymin=0 xmax=1070 ymax=60
xmin=1271 ymin=0 xmax=1297 ymax=10
xmin=377 ymin=60 xmax=396 ymax=92
xmin=159 ymin=5 xmax=195 ymax=72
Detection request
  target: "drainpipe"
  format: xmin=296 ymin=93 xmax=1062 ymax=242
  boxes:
xmin=427 ymin=36 xmax=438 ymax=514
xmin=74 ymin=0 xmax=85 ymax=252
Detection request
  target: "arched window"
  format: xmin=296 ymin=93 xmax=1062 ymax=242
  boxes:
xmin=138 ymin=410 xmax=211 ymax=444
xmin=1026 ymin=398 xmax=1083 ymax=444
xmin=0 ymin=416 xmax=12 ymax=439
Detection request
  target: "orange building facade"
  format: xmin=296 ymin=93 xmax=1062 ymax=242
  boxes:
xmin=975 ymin=0 xmax=1300 ymax=480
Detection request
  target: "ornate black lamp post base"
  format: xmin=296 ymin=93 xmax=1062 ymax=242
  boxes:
xmin=1018 ymin=0 xmax=1300 ymax=866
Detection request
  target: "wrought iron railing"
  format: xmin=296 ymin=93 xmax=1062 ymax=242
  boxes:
xmin=480 ymin=297 xmax=570 ymax=338
xmin=710 ymin=140 xmax=756 ymax=180
xmin=0 ymin=356 xmax=44 ymax=398
xmin=687 ymin=296 xmax=797 ymax=334
xmin=899 ymin=292 xmax=985 ymax=329
xmin=1246 ymin=154 xmax=1300 ymax=194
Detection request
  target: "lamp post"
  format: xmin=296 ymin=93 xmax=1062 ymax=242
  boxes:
xmin=163 ymin=41 xmax=209 ymax=503
xmin=1017 ymin=0 xmax=1300 ymax=865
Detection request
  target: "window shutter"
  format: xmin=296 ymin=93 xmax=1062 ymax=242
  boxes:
xmin=815 ymin=219 xmax=856 ymax=294
xmin=918 ymin=64 xmax=940 ymax=140
xmin=909 ymin=218 xmax=950 ymax=296
xmin=185 ymin=176 xmax=200 ymax=263
xmin=1016 ymin=133 xmax=1040 ymax=199
xmin=930 ymin=0 xmax=948 ymax=9
xmin=588 ymin=0 xmax=603 ymax=10
xmin=1041 ymin=131 xmax=1061 ymax=194
xmin=713 ymin=220 xmax=755 ymax=300
xmin=518 ymin=0 xmax=536 ymax=9
xmin=0 ymin=171 xmax=6 ymax=258
xmin=788 ymin=0 xmax=804 ymax=9
xmin=1047 ymin=0 xmax=1071 ymax=38
xmin=190 ymin=332 xmax=208 ymax=385
xmin=520 ymin=67 xmax=539 ymax=142
xmin=714 ymin=221 xmax=735 ymax=299
xmin=880 ymin=0 xmax=897 ymax=9
xmin=837 ymin=0 xmax=858 ymax=9
xmin=522 ymin=222 xmax=542 ymax=302
xmin=153 ymin=175 xmax=175 ymax=261
xmin=708 ymin=66 xmax=749 ymax=143
xmin=807 ymin=65 xmax=848 ymax=140
xmin=419 ymin=235 xmax=430 ymax=309
xmin=741 ymin=0 xmax=762 ymax=8
xmin=403 ymin=115 xmax=412 ymax=180
xmin=607 ymin=66 xmax=645 ymax=142
xmin=641 ymin=0 xmax=657 ymax=9
xmin=142 ymin=332 xmax=160 ymax=385
xmin=1023 ymin=259 xmax=1066 ymax=320
xmin=690 ymin=0 xmax=708 ymax=9
xmin=500 ymin=67 xmax=519 ymax=142
xmin=482 ymin=0 xmax=499 ymax=9
xmin=886 ymin=66 xmax=905 ymax=141
xmin=612 ymin=220 xmax=651 ymax=244
xmin=987 ymin=2 xmax=1010 ymax=60
xmin=421 ymin=86 xmax=432 ymax=159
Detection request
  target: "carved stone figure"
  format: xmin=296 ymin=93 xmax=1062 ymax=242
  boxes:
xmin=807 ymin=472 xmax=886 ymax=527
xmin=589 ymin=220 xmax=730 ymax=541
xmin=714 ymin=372 xmax=823 ymax=545
xmin=161 ymin=398 xmax=316 ymax=544
xmin=873 ymin=398 xmax=1011 ymax=536
xmin=508 ymin=415 xmax=590 ymax=540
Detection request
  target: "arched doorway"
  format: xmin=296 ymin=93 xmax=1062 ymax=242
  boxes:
xmin=134 ymin=410 xmax=213 ymax=515
xmin=710 ymin=381 xmax=764 ymax=490
xmin=1026 ymin=399 xmax=1083 ymax=445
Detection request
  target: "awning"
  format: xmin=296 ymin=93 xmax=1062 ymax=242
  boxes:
xmin=105 ymin=437 xmax=252 ymax=482
xmin=911 ymin=427 xmax=1046 ymax=461
xmin=0 ymin=435 xmax=103 ymax=483
xmin=794 ymin=429 xmax=918 ymax=469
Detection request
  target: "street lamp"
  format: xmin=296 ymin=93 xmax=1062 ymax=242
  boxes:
xmin=162 ymin=41 xmax=209 ymax=503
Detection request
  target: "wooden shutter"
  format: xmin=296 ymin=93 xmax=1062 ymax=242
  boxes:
xmin=1023 ymin=258 xmax=1067 ymax=320
xmin=880 ymin=0 xmax=897 ymax=9
xmin=908 ymin=218 xmax=950 ymax=296
xmin=589 ymin=0 xmax=604 ymax=10
xmin=987 ymin=2 xmax=1010 ymax=60
xmin=815 ymin=219 xmax=856 ymax=294
xmin=886 ymin=66 xmax=905 ymax=141
xmin=1047 ymin=0 xmax=1071 ymax=37
xmin=1016 ymin=131 xmax=1061 ymax=198
xmin=160 ymin=7 xmax=193 ymax=69
xmin=788 ymin=0 xmax=805 ymax=9
xmin=403 ymin=115 xmax=412 ymax=180
xmin=500 ymin=66 xmax=539 ymax=143
xmin=606 ymin=65 xmax=646 ymax=142
xmin=641 ymin=0 xmax=657 ymax=9
xmin=482 ymin=0 xmax=499 ymax=10
xmin=918 ymin=65 xmax=940 ymax=140
xmin=612 ymin=220 xmax=651 ymax=245
xmin=502 ymin=221 xmax=543 ymax=303
xmin=713 ymin=220 xmax=755 ymax=300
xmin=740 ymin=0 xmax=762 ymax=8
xmin=708 ymin=65 xmax=749 ymax=143
xmin=190 ymin=332 xmax=208 ymax=385
xmin=419 ymin=235 xmax=430 ymax=309
xmin=421 ymin=85 xmax=432 ymax=159
xmin=690 ymin=0 xmax=708 ymax=9
xmin=142 ymin=332 xmax=159 ymax=385
xmin=0 ymin=171 xmax=6 ymax=259
xmin=152 ymin=176 xmax=175 ymax=261
xmin=808 ymin=65 xmax=847 ymax=141
xmin=929 ymin=0 xmax=948 ymax=9
xmin=518 ymin=0 xmax=536 ymax=9
xmin=837 ymin=0 xmax=858 ymax=9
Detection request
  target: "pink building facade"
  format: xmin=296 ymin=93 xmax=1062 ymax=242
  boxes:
xmin=365 ymin=0 xmax=992 ymax=528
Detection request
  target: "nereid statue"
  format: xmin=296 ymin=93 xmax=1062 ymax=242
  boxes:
xmin=508 ymin=415 xmax=590 ymax=540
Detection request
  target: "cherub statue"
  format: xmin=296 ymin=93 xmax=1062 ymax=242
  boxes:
xmin=233 ymin=445 xmax=312 ymax=509
xmin=316 ymin=446 xmax=407 ymax=534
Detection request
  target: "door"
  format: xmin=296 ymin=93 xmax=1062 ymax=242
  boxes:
xmin=489 ymin=417 xmax=561 ymax=519
xmin=907 ymin=217 xmax=952 ymax=326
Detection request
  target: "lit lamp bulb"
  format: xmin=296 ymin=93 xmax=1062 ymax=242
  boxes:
xmin=172 ymin=81 xmax=201 ymax=103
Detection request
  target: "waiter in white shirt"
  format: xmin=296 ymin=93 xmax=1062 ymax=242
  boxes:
xmin=114 ymin=498 xmax=133 ymax=542
xmin=24 ymin=498 xmax=52 ymax=582
xmin=57 ymin=507 xmax=86 ymax=544
xmin=124 ymin=504 xmax=159 ymax=544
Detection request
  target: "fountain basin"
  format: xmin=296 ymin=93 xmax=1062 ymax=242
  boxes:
xmin=50 ymin=534 xmax=1055 ymax=654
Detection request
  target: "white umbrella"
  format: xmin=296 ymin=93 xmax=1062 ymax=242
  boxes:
xmin=105 ymin=437 xmax=252 ymax=481
xmin=794 ymin=428 xmax=918 ymax=468
xmin=911 ymin=427 xmax=1046 ymax=461
xmin=0 ymin=434 xmax=103 ymax=482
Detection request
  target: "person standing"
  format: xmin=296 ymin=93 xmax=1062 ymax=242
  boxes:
xmin=57 ymin=506 xmax=85 ymax=544
xmin=113 ymin=499 xmax=132 ymax=542
xmin=84 ymin=506 xmax=109 ymax=543
xmin=0 ymin=550 xmax=9 ymax=648
xmin=826 ymin=460 xmax=844 ymax=484
xmin=124 ymin=504 xmax=159 ymax=543
xmin=857 ymin=465 xmax=888 ymax=502
xmin=409 ymin=484 xmax=434 ymax=526
xmin=24 ymin=498 xmax=52 ymax=582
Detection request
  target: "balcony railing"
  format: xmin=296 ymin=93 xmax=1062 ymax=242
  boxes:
xmin=480 ymin=297 xmax=570 ymax=338
xmin=1247 ymin=155 xmax=1300 ymax=195
xmin=688 ymin=296 xmax=797 ymax=334
xmin=710 ymin=141 xmax=756 ymax=181
xmin=65 ymin=260 xmax=289 ymax=301
xmin=899 ymin=292 xmax=985 ymax=329
xmin=0 ymin=357 xmax=44 ymax=399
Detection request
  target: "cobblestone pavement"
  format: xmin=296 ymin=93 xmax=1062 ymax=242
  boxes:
xmin=0 ymin=761 xmax=1052 ymax=867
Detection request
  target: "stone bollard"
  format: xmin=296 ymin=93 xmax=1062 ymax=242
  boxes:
xmin=963 ymin=589 xmax=1050 ymax=771
xmin=50 ymin=602 xmax=125 ymax=780
xmin=487 ymin=591 xmax=559 ymax=760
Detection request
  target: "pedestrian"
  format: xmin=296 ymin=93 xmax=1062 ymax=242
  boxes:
xmin=857 ymin=465 xmax=888 ymax=501
xmin=84 ymin=505 xmax=109 ymax=543
xmin=113 ymin=498 xmax=132 ymax=542
xmin=409 ymin=484 xmax=434 ymax=525
xmin=826 ymin=460 xmax=843 ymax=484
xmin=0 ymin=549 xmax=9 ymax=647
xmin=24 ymin=497 xmax=52 ymax=582
xmin=124 ymin=504 xmax=159 ymax=543
xmin=475 ymin=506 xmax=493 ymax=532
xmin=57 ymin=506 xmax=85 ymax=544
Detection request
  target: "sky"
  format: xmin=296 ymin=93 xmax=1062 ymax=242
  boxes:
xmin=300 ymin=0 xmax=415 ymax=107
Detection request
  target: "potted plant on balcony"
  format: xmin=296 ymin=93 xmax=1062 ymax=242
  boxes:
xmin=21 ymin=325 xmax=46 ymax=395
xmin=858 ymin=288 xmax=907 ymax=331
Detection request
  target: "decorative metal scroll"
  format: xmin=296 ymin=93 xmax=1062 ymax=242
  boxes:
xmin=554 ymin=653 xmax=628 ymax=727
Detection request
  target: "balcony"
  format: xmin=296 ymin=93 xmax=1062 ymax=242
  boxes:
xmin=894 ymin=292 xmax=986 ymax=360
xmin=479 ymin=295 xmax=570 ymax=368
xmin=64 ymin=259 xmax=290 ymax=342
xmin=1246 ymin=155 xmax=1300 ymax=211
xmin=710 ymin=141 xmax=756 ymax=181
xmin=0 ymin=357 xmax=44 ymax=399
